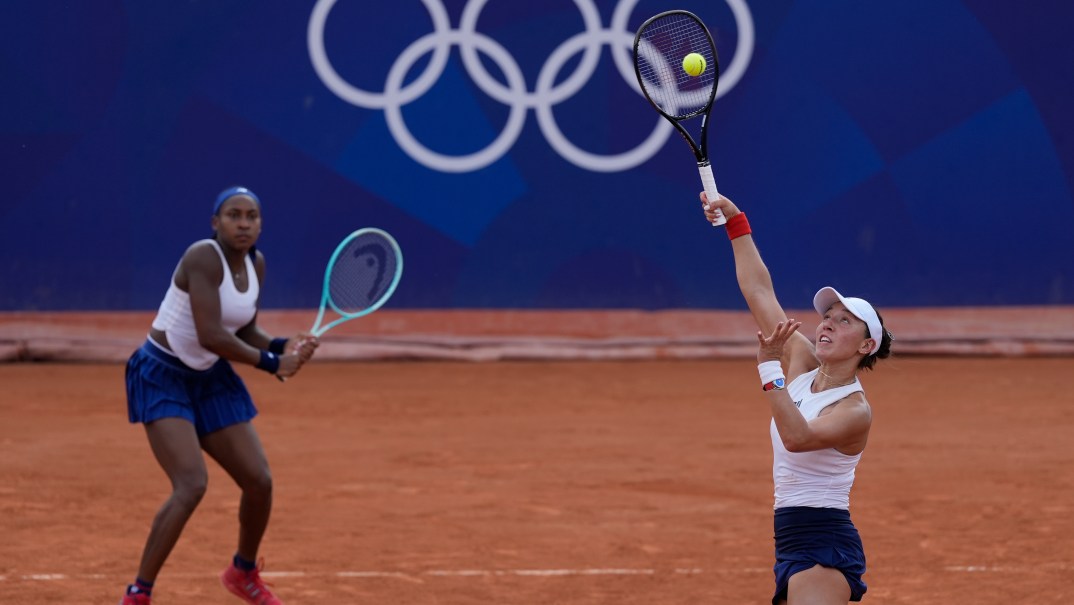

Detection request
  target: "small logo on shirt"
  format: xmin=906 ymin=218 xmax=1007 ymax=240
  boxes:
xmin=794 ymin=399 xmax=803 ymax=408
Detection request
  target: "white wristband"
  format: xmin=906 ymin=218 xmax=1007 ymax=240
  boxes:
xmin=758 ymin=360 xmax=783 ymax=384
xmin=758 ymin=360 xmax=785 ymax=391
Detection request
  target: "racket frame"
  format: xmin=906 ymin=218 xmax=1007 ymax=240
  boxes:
xmin=633 ymin=10 xmax=726 ymax=225
xmin=309 ymin=227 xmax=404 ymax=338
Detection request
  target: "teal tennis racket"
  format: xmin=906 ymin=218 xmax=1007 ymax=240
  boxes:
xmin=279 ymin=227 xmax=403 ymax=381
xmin=309 ymin=227 xmax=403 ymax=337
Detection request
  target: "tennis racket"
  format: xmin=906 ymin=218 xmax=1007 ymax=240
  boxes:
xmin=633 ymin=10 xmax=725 ymax=225
xmin=278 ymin=227 xmax=403 ymax=381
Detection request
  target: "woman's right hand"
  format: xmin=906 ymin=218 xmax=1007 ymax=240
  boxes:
xmin=276 ymin=352 xmax=303 ymax=378
xmin=700 ymin=191 xmax=740 ymax=224
xmin=291 ymin=333 xmax=319 ymax=363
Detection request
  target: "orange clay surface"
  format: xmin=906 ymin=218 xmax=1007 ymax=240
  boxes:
xmin=1 ymin=357 xmax=1072 ymax=604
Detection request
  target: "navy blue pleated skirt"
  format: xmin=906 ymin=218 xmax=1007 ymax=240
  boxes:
xmin=125 ymin=340 xmax=257 ymax=436
xmin=772 ymin=506 xmax=867 ymax=604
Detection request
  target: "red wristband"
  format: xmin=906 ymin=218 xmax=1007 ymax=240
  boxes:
xmin=726 ymin=212 xmax=751 ymax=240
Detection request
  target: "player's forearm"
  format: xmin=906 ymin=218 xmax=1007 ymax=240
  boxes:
xmin=768 ymin=391 xmax=813 ymax=452
xmin=236 ymin=322 xmax=273 ymax=350
xmin=198 ymin=328 xmax=262 ymax=366
xmin=731 ymin=236 xmax=777 ymax=313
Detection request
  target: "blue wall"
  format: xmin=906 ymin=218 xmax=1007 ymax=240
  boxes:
xmin=3 ymin=0 xmax=1072 ymax=311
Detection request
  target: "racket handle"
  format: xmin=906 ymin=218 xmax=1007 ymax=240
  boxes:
xmin=698 ymin=162 xmax=727 ymax=226
xmin=276 ymin=336 xmax=316 ymax=383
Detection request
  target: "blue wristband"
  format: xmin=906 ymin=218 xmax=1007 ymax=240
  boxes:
xmin=256 ymin=350 xmax=280 ymax=374
xmin=268 ymin=337 xmax=288 ymax=355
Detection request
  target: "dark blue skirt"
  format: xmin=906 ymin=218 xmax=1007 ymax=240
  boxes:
xmin=125 ymin=340 xmax=257 ymax=436
xmin=772 ymin=506 xmax=867 ymax=604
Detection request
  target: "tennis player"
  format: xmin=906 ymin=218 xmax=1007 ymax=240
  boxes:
xmin=120 ymin=186 xmax=318 ymax=605
xmin=701 ymin=192 xmax=892 ymax=604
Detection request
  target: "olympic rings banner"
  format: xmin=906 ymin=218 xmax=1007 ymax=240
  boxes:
xmin=2 ymin=1 xmax=1072 ymax=310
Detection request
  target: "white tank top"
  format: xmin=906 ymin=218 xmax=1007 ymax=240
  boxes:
xmin=770 ymin=368 xmax=864 ymax=510
xmin=151 ymin=239 xmax=259 ymax=370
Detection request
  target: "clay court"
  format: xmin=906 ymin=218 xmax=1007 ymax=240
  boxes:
xmin=1 ymin=310 xmax=1072 ymax=604
xmin=5 ymin=1 xmax=1072 ymax=603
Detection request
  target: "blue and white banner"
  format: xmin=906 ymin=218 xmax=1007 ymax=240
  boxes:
xmin=2 ymin=1 xmax=1071 ymax=310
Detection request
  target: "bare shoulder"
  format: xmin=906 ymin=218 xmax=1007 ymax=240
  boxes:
xmin=180 ymin=240 xmax=218 ymax=263
xmin=175 ymin=240 xmax=223 ymax=289
xmin=823 ymin=391 xmax=872 ymax=423
xmin=829 ymin=392 xmax=872 ymax=454
xmin=250 ymin=248 xmax=266 ymax=281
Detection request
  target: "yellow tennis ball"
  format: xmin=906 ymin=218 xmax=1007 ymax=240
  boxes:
xmin=682 ymin=52 xmax=706 ymax=77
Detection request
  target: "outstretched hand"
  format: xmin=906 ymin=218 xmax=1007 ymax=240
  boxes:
xmin=757 ymin=320 xmax=802 ymax=363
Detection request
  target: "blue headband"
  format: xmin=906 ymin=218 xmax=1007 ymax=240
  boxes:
xmin=213 ymin=186 xmax=260 ymax=214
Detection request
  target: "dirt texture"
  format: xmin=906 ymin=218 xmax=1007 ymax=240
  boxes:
xmin=1 ymin=357 xmax=1071 ymax=604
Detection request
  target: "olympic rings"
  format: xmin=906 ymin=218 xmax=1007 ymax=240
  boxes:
xmin=308 ymin=0 xmax=754 ymax=173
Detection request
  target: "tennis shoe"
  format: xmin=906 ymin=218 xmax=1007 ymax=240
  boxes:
xmin=221 ymin=559 xmax=283 ymax=605
xmin=119 ymin=587 xmax=151 ymax=605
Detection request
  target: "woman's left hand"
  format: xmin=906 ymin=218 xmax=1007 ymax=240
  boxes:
xmin=757 ymin=320 xmax=801 ymax=363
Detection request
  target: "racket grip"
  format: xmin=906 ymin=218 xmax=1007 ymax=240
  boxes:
xmin=698 ymin=162 xmax=727 ymax=226
xmin=276 ymin=335 xmax=316 ymax=383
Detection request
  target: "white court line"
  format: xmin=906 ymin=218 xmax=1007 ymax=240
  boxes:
xmin=424 ymin=569 xmax=659 ymax=577
xmin=945 ymin=562 xmax=1073 ymax=573
xmin=21 ymin=573 xmax=108 ymax=581
xmin=4 ymin=568 xmax=746 ymax=582
xmin=335 ymin=571 xmax=412 ymax=578
xmin=3 ymin=564 xmax=1068 ymax=583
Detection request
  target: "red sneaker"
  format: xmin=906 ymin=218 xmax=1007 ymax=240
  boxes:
xmin=220 ymin=559 xmax=283 ymax=605
xmin=119 ymin=587 xmax=151 ymax=605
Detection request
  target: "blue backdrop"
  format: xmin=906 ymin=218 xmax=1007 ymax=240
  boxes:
xmin=3 ymin=0 xmax=1072 ymax=311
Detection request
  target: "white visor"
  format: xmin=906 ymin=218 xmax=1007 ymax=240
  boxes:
xmin=813 ymin=287 xmax=882 ymax=355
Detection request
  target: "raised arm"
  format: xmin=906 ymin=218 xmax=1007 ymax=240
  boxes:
xmin=702 ymin=192 xmax=817 ymax=377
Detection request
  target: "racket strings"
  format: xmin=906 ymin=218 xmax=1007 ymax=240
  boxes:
xmin=327 ymin=233 xmax=399 ymax=314
xmin=635 ymin=14 xmax=717 ymax=118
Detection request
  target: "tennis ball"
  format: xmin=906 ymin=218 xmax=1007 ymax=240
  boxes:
xmin=682 ymin=52 xmax=706 ymax=77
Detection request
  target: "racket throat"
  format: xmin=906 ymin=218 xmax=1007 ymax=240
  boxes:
xmin=697 ymin=114 xmax=711 ymax=159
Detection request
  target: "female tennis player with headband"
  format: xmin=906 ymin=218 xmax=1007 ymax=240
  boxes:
xmin=701 ymin=192 xmax=893 ymax=605
xmin=119 ymin=186 xmax=318 ymax=605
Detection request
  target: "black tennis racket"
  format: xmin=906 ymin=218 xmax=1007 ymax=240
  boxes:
xmin=633 ymin=10 xmax=725 ymax=225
